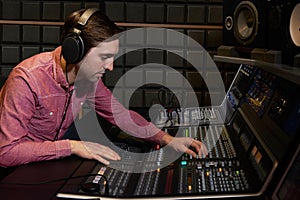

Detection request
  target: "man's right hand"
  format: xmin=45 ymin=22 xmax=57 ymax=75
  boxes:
xmin=70 ymin=140 xmax=121 ymax=165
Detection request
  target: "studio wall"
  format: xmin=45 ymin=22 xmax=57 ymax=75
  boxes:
xmin=0 ymin=0 xmax=233 ymax=108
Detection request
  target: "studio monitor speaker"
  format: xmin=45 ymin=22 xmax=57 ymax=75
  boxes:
xmin=223 ymin=0 xmax=268 ymax=48
xmin=268 ymin=0 xmax=300 ymax=66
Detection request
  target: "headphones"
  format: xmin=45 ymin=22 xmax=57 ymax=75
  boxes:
xmin=62 ymin=8 xmax=99 ymax=64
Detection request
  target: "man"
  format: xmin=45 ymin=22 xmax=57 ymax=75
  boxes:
xmin=0 ymin=8 xmax=207 ymax=167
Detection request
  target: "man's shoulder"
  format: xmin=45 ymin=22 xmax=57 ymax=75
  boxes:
xmin=18 ymin=51 xmax=54 ymax=71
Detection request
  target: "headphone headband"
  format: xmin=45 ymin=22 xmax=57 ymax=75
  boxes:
xmin=77 ymin=8 xmax=99 ymax=27
xmin=62 ymin=8 xmax=99 ymax=64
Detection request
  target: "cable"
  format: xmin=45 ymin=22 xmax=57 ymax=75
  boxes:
xmin=0 ymin=173 xmax=110 ymax=196
xmin=53 ymin=57 xmax=74 ymax=141
xmin=53 ymin=89 xmax=74 ymax=141
xmin=66 ymin=62 xmax=69 ymax=84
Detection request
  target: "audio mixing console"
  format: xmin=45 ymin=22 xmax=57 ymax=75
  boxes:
xmin=57 ymin=57 xmax=300 ymax=199
xmin=57 ymin=118 xmax=277 ymax=199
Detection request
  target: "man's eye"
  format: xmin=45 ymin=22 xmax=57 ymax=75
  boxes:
xmin=100 ymin=55 xmax=114 ymax=60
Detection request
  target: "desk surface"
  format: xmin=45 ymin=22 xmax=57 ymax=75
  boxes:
xmin=0 ymin=156 xmax=95 ymax=200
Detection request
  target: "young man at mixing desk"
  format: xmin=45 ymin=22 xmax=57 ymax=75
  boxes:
xmin=0 ymin=8 xmax=207 ymax=167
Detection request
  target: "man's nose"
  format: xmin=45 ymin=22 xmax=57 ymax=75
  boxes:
xmin=104 ymin=61 xmax=114 ymax=71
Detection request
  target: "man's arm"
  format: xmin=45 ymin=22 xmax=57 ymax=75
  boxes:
xmin=88 ymin=80 xmax=208 ymax=158
xmin=0 ymin=69 xmax=71 ymax=167
xmin=87 ymin=80 xmax=166 ymax=144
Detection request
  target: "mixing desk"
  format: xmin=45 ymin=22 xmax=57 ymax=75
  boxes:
xmin=54 ymin=56 xmax=300 ymax=199
xmin=57 ymin=117 xmax=278 ymax=199
xmin=56 ymin=56 xmax=299 ymax=199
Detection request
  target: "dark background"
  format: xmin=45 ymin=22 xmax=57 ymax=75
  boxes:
xmin=0 ymin=0 xmax=299 ymax=108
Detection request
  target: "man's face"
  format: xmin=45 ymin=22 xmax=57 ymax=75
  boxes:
xmin=76 ymin=39 xmax=119 ymax=82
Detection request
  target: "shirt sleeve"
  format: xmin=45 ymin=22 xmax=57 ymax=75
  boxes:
xmin=0 ymin=68 xmax=71 ymax=168
xmin=87 ymin=80 xmax=166 ymax=144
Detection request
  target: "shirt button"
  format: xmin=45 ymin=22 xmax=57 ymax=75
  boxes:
xmin=49 ymin=112 xmax=53 ymax=116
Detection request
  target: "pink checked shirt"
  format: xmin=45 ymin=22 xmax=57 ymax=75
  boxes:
xmin=0 ymin=47 xmax=165 ymax=167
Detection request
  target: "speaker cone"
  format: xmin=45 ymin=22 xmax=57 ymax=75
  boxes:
xmin=289 ymin=3 xmax=300 ymax=47
xmin=233 ymin=1 xmax=259 ymax=46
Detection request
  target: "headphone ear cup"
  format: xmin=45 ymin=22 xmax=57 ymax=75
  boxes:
xmin=62 ymin=34 xmax=85 ymax=64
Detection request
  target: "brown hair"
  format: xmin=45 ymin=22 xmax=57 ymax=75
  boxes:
xmin=61 ymin=9 xmax=122 ymax=53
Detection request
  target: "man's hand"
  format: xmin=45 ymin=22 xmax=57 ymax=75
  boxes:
xmin=70 ymin=140 xmax=120 ymax=165
xmin=161 ymin=134 xmax=208 ymax=158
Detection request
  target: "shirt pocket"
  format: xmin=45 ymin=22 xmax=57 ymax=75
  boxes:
xmin=28 ymin=97 xmax=61 ymax=136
